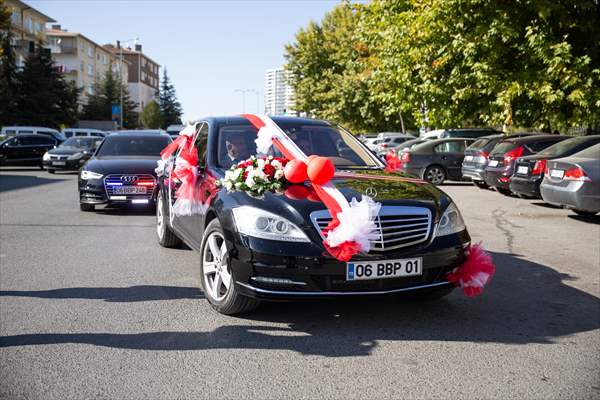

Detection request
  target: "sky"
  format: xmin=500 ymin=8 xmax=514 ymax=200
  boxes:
xmin=28 ymin=0 xmax=340 ymax=122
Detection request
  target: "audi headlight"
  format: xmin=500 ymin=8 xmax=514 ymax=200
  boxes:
xmin=80 ymin=170 xmax=103 ymax=180
xmin=68 ymin=152 xmax=83 ymax=160
xmin=435 ymin=202 xmax=466 ymax=237
xmin=232 ymin=206 xmax=310 ymax=243
xmin=42 ymin=152 xmax=50 ymax=161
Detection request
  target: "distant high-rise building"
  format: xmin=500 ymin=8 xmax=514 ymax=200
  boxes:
xmin=264 ymin=68 xmax=296 ymax=116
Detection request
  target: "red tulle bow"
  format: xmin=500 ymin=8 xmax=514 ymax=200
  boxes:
xmin=384 ymin=149 xmax=402 ymax=172
xmin=447 ymin=243 xmax=496 ymax=297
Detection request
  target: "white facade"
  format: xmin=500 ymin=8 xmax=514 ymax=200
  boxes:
xmin=264 ymin=68 xmax=296 ymax=116
xmin=128 ymin=82 xmax=157 ymax=112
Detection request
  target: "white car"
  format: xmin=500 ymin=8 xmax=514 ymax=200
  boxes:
xmin=62 ymin=128 xmax=107 ymax=138
xmin=0 ymin=126 xmax=66 ymax=143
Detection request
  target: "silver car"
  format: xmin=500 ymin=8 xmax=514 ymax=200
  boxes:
xmin=540 ymin=143 xmax=600 ymax=216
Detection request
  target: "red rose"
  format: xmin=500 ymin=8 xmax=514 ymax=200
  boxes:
xmin=264 ymin=164 xmax=275 ymax=178
xmin=243 ymin=170 xmax=249 ymax=180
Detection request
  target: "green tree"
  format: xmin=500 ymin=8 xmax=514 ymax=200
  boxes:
xmin=140 ymin=100 xmax=163 ymax=128
xmin=80 ymin=68 xmax=138 ymax=128
xmin=158 ymin=68 xmax=182 ymax=128
xmin=14 ymin=44 xmax=79 ymax=128
xmin=0 ymin=0 xmax=19 ymax=125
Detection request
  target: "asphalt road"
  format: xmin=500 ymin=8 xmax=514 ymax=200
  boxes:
xmin=1 ymin=168 xmax=599 ymax=399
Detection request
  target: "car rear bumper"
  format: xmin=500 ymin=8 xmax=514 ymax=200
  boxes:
xmin=540 ymin=181 xmax=600 ymax=212
xmin=484 ymin=167 xmax=512 ymax=189
xmin=509 ymin=175 xmax=541 ymax=197
xmin=461 ymin=164 xmax=486 ymax=181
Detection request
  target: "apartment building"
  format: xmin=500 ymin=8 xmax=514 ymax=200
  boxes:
xmin=46 ymin=26 xmax=129 ymax=105
xmin=264 ymin=68 xmax=297 ymax=116
xmin=5 ymin=0 xmax=56 ymax=67
xmin=104 ymin=44 xmax=160 ymax=112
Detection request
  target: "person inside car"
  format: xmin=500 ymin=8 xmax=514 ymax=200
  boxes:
xmin=223 ymin=132 xmax=251 ymax=167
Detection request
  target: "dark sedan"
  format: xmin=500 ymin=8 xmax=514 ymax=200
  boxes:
xmin=78 ymin=132 xmax=172 ymax=212
xmin=0 ymin=134 xmax=58 ymax=168
xmin=399 ymin=138 xmax=476 ymax=184
xmin=155 ymin=116 xmax=472 ymax=315
xmin=510 ymin=135 xmax=600 ymax=198
xmin=484 ymin=135 xmax=569 ymax=195
xmin=43 ymin=137 xmax=104 ymax=173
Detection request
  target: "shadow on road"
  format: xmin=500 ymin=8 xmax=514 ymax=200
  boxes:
xmin=1 ymin=251 xmax=598 ymax=356
xmin=0 ymin=174 xmax=67 ymax=192
xmin=0 ymin=285 xmax=203 ymax=302
xmin=95 ymin=206 xmax=156 ymax=216
xmin=567 ymin=214 xmax=600 ymax=225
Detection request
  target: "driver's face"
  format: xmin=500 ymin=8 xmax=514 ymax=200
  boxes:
xmin=226 ymin=136 xmax=247 ymax=159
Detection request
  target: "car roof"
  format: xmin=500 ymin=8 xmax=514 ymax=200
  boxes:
xmin=111 ymin=130 xmax=168 ymax=135
xmin=1 ymin=126 xmax=59 ymax=131
xmin=500 ymin=134 xmax=567 ymax=143
xmin=427 ymin=137 xmax=476 ymax=144
xmin=62 ymin=128 xmax=105 ymax=132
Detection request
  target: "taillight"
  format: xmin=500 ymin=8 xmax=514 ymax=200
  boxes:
xmin=401 ymin=152 xmax=410 ymax=163
xmin=564 ymin=166 xmax=591 ymax=182
xmin=474 ymin=151 xmax=489 ymax=164
xmin=531 ymin=159 xmax=546 ymax=175
xmin=504 ymin=146 xmax=523 ymax=164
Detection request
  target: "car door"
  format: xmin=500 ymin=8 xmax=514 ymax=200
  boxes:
xmin=0 ymin=137 xmax=19 ymax=164
xmin=170 ymin=122 xmax=211 ymax=250
xmin=434 ymin=140 xmax=468 ymax=179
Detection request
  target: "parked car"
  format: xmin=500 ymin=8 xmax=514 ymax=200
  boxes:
xmin=155 ymin=116 xmax=471 ymax=315
xmin=462 ymin=132 xmax=545 ymax=189
xmin=62 ymin=128 xmax=107 ymax=138
xmin=376 ymin=134 xmax=415 ymax=156
xmin=510 ymin=135 xmax=600 ymax=198
xmin=0 ymin=126 xmax=66 ymax=143
xmin=166 ymin=124 xmax=185 ymax=139
xmin=0 ymin=134 xmax=58 ymax=168
xmin=484 ymin=135 xmax=569 ymax=195
xmin=399 ymin=138 xmax=476 ymax=184
xmin=78 ymin=131 xmax=172 ymax=212
xmin=42 ymin=137 xmax=104 ymax=173
xmin=362 ymin=137 xmax=380 ymax=152
xmin=540 ymin=143 xmax=600 ymax=216
xmin=420 ymin=128 xmax=500 ymax=140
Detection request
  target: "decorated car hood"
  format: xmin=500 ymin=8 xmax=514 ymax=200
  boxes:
xmin=84 ymin=156 xmax=160 ymax=175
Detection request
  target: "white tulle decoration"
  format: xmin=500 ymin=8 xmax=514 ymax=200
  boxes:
xmin=255 ymin=125 xmax=276 ymax=154
xmin=172 ymin=199 xmax=208 ymax=216
xmin=155 ymin=159 xmax=167 ymax=176
xmin=326 ymin=195 xmax=381 ymax=252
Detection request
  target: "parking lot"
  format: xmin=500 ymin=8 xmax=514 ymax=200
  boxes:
xmin=1 ymin=168 xmax=599 ymax=399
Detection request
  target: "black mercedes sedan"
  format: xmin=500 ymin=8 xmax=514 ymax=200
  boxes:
xmin=78 ymin=131 xmax=172 ymax=211
xmin=509 ymin=135 xmax=600 ymax=198
xmin=42 ymin=137 xmax=104 ymax=173
xmin=155 ymin=116 xmax=471 ymax=315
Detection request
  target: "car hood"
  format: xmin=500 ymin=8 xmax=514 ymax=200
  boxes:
xmin=49 ymin=146 xmax=92 ymax=156
xmin=83 ymin=156 xmax=159 ymax=175
xmin=222 ymin=169 xmax=451 ymax=229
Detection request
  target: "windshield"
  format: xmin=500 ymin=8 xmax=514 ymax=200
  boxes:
xmin=216 ymin=122 xmax=380 ymax=169
xmin=491 ymin=141 xmax=518 ymax=154
xmin=538 ymin=136 xmax=600 ymax=157
xmin=60 ymin=137 xmax=101 ymax=149
xmin=96 ymin=136 xmax=171 ymax=157
xmin=468 ymin=138 xmax=492 ymax=150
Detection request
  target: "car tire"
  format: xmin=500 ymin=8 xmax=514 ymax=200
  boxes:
xmin=199 ymin=219 xmax=260 ymax=315
xmin=80 ymin=203 xmax=95 ymax=212
xmin=473 ymin=181 xmax=489 ymax=189
xmin=573 ymin=209 xmax=597 ymax=216
xmin=496 ymin=188 xmax=513 ymax=196
xmin=423 ymin=165 xmax=446 ymax=185
xmin=47 ymin=169 xmax=55 ymax=174
xmin=156 ymin=192 xmax=182 ymax=248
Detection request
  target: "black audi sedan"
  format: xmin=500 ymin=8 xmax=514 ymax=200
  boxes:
xmin=509 ymin=135 xmax=600 ymax=198
xmin=42 ymin=137 xmax=104 ymax=173
xmin=484 ymin=134 xmax=569 ymax=195
xmin=78 ymin=131 xmax=171 ymax=211
xmin=155 ymin=116 xmax=471 ymax=315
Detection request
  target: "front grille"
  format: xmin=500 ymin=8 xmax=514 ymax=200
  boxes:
xmin=49 ymin=155 xmax=68 ymax=160
xmin=310 ymin=206 xmax=433 ymax=252
xmin=104 ymin=174 xmax=155 ymax=200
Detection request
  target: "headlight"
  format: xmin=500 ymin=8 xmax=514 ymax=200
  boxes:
xmin=435 ymin=202 xmax=466 ymax=237
xmin=42 ymin=152 xmax=50 ymax=161
xmin=232 ymin=206 xmax=310 ymax=243
xmin=80 ymin=170 xmax=103 ymax=180
xmin=68 ymin=152 xmax=83 ymax=160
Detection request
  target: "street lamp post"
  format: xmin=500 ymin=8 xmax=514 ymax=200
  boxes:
xmin=234 ymin=89 xmax=259 ymax=113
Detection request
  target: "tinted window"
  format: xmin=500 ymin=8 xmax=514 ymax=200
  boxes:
xmin=61 ymin=137 xmax=99 ymax=149
xmin=90 ymin=132 xmax=103 ymax=137
xmin=529 ymin=139 xmax=565 ymax=153
xmin=18 ymin=130 xmax=34 ymax=134
xmin=537 ymin=136 xmax=600 ymax=157
xmin=96 ymin=136 xmax=171 ymax=156
xmin=491 ymin=141 xmax=517 ymax=154
xmin=31 ymin=136 xmax=55 ymax=145
xmin=468 ymin=138 xmax=492 ymax=150
xmin=75 ymin=132 xmax=88 ymax=136
xmin=571 ymin=143 xmax=600 ymax=158
xmin=434 ymin=141 xmax=466 ymax=153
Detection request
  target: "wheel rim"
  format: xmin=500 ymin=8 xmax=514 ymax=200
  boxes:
xmin=427 ymin=168 xmax=444 ymax=184
xmin=156 ymin=195 xmax=164 ymax=240
xmin=202 ymin=232 xmax=231 ymax=302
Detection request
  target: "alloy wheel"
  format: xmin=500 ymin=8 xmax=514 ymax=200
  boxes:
xmin=202 ymin=232 xmax=232 ymax=302
xmin=156 ymin=195 xmax=164 ymax=240
xmin=426 ymin=167 xmax=445 ymax=184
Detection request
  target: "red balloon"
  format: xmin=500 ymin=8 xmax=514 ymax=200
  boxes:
xmin=306 ymin=155 xmax=318 ymax=164
xmin=307 ymin=156 xmax=334 ymax=184
xmin=284 ymin=185 xmax=310 ymax=200
xmin=284 ymin=159 xmax=308 ymax=183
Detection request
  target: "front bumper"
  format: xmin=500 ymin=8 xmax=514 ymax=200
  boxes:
xmin=509 ymin=175 xmax=542 ymax=198
xmin=227 ymin=230 xmax=470 ymax=300
xmin=43 ymin=158 xmax=86 ymax=171
xmin=79 ymin=177 xmax=157 ymax=205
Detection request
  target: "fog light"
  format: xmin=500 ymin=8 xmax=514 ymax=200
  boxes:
xmin=251 ymin=276 xmax=306 ymax=286
xmin=132 ymin=199 xmax=149 ymax=204
xmin=110 ymin=196 xmax=126 ymax=200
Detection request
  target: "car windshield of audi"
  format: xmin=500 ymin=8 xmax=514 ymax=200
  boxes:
xmin=43 ymin=137 xmax=103 ymax=173
xmin=78 ymin=132 xmax=171 ymax=212
xmin=155 ymin=116 xmax=471 ymax=315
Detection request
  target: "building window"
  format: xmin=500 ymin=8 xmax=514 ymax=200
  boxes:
xmin=25 ymin=17 xmax=32 ymax=32
xmin=34 ymin=22 xmax=41 ymax=33
xmin=102 ymin=54 xmax=108 ymax=65
xmin=87 ymin=46 xmax=92 ymax=57
xmin=80 ymin=61 xmax=84 ymax=72
xmin=11 ymin=10 xmax=19 ymax=24
xmin=87 ymin=64 xmax=93 ymax=76
xmin=88 ymin=84 xmax=93 ymax=95
xmin=97 ymin=53 xmax=100 ymax=60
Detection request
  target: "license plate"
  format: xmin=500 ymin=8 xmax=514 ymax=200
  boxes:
xmin=52 ymin=161 xmax=66 ymax=166
xmin=464 ymin=155 xmax=473 ymax=162
xmin=347 ymin=257 xmax=422 ymax=281
xmin=113 ymin=186 xmax=146 ymax=194
xmin=517 ymin=165 xmax=528 ymax=174
xmin=550 ymin=169 xmax=564 ymax=179
xmin=488 ymin=160 xmax=499 ymax=167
